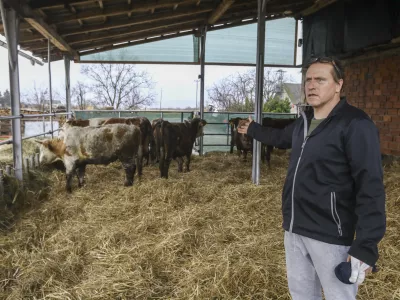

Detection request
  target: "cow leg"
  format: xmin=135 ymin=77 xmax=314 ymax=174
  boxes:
xmin=261 ymin=145 xmax=266 ymax=163
xmin=266 ymin=145 xmax=273 ymax=168
xmin=121 ymin=158 xmax=136 ymax=186
xmin=243 ymin=151 xmax=248 ymax=161
xmin=64 ymin=157 xmax=76 ymax=193
xmin=136 ymin=144 xmax=143 ymax=177
xmin=185 ymin=153 xmax=191 ymax=172
xmin=150 ymin=139 xmax=157 ymax=164
xmin=162 ymin=157 xmax=172 ymax=179
xmin=76 ymin=165 xmax=86 ymax=187
xmin=176 ymin=156 xmax=184 ymax=172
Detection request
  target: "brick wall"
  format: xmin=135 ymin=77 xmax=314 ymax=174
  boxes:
xmin=343 ymin=53 xmax=400 ymax=157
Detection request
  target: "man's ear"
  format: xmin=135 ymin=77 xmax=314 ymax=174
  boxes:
xmin=336 ymin=79 xmax=344 ymax=93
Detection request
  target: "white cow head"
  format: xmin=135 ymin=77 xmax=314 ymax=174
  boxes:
xmin=35 ymin=139 xmax=65 ymax=165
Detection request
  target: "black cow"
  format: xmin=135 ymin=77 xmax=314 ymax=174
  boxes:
xmin=261 ymin=117 xmax=297 ymax=167
xmin=153 ymin=118 xmax=207 ymax=178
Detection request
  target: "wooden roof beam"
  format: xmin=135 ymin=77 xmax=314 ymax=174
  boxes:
xmin=295 ymin=0 xmax=337 ymax=17
xmin=25 ymin=17 xmax=205 ymax=50
xmin=208 ymin=0 xmax=235 ymax=25
xmin=2 ymin=0 xmax=78 ymax=58
xmin=58 ymin=4 xmax=214 ymax=36
xmin=35 ymin=21 xmax=202 ymax=53
xmin=65 ymin=16 xmax=206 ymax=45
xmin=48 ymin=0 xmax=199 ymax=25
xmin=29 ymin=0 xmax=100 ymax=10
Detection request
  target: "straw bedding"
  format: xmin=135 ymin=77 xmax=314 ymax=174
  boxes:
xmin=0 ymin=149 xmax=399 ymax=299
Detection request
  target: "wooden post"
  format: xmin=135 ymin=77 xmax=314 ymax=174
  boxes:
xmin=5 ymin=165 xmax=11 ymax=176
xmin=25 ymin=157 xmax=29 ymax=173
xmin=0 ymin=169 xmax=4 ymax=201
xmin=30 ymin=155 xmax=35 ymax=168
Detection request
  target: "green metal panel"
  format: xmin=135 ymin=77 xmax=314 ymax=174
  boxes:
xmin=205 ymin=18 xmax=296 ymax=65
xmin=80 ymin=35 xmax=200 ymax=63
xmin=79 ymin=18 xmax=296 ymax=66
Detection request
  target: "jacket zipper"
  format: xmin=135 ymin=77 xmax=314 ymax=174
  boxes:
xmin=289 ymin=137 xmax=308 ymax=233
xmin=331 ymin=192 xmax=343 ymax=236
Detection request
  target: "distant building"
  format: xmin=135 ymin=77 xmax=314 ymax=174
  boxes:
xmin=278 ymin=83 xmax=302 ymax=114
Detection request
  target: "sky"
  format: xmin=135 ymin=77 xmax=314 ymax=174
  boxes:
xmin=0 ymin=37 xmax=303 ymax=110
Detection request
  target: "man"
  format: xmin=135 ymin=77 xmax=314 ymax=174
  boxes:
xmin=238 ymin=57 xmax=386 ymax=300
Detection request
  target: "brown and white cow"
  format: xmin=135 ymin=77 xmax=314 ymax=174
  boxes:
xmin=61 ymin=116 xmax=155 ymax=174
xmin=153 ymin=118 xmax=207 ymax=178
xmin=37 ymin=124 xmax=141 ymax=193
xmin=101 ymin=117 xmax=156 ymax=168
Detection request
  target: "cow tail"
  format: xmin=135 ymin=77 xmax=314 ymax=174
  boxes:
xmin=160 ymin=120 xmax=165 ymax=177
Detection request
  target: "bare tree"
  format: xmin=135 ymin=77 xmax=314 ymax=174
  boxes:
xmin=81 ymin=63 xmax=156 ymax=109
xmin=207 ymin=68 xmax=288 ymax=111
xmin=72 ymin=81 xmax=91 ymax=110
xmin=23 ymin=83 xmax=48 ymax=111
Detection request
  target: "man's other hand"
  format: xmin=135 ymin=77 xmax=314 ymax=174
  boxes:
xmin=237 ymin=116 xmax=253 ymax=134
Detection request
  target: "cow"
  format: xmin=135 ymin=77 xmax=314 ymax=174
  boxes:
xmin=153 ymin=118 xmax=207 ymax=178
xmin=151 ymin=118 xmax=163 ymax=163
xmin=59 ymin=118 xmax=109 ymax=138
xmin=101 ymin=117 xmax=155 ymax=168
xmin=261 ymin=117 xmax=297 ymax=167
xmin=36 ymin=124 xmax=141 ymax=193
xmin=228 ymin=117 xmax=247 ymax=154
xmin=234 ymin=119 xmax=253 ymax=161
xmin=64 ymin=117 xmax=109 ymax=127
xmin=61 ymin=116 xmax=155 ymax=173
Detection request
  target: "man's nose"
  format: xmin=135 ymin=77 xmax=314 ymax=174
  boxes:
xmin=307 ymin=81 xmax=316 ymax=90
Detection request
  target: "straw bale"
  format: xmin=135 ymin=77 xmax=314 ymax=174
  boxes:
xmin=0 ymin=151 xmax=399 ymax=299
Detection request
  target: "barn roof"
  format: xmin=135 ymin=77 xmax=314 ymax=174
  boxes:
xmin=0 ymin=0 xmax=336 ymax=62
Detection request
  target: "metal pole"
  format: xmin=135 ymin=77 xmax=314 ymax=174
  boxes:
xmin=0 ymin=169 xmax=4 ymax=200
xmin=0 ymin=40 xmax=44 ymax=66
xmin=0 ymin=3 xmax=23 ymax=182
xmin=48 ymin=39 xmax=54 ymax=138
xmin=199 ymin=25 xmax=207 ymax=156
xmin=64 ymin=55 xmax=71 ymax=118
xmin=195 ymin=79 xmax=199 ymax=111
xmin=252 ymin=0 xmax=266 ymax=185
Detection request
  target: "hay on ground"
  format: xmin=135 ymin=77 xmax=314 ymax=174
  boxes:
xmin=0 ymin=150 xmax=399 ymax=299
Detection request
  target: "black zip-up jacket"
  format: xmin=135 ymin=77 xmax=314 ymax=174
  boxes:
xmin=247 ymin=98 xmax=386 ymax=266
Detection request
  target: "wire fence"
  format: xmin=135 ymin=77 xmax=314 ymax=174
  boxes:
xmin=0 ymin=112 xmax=72 ymax=146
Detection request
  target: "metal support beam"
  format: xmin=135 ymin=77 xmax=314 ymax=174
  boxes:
xmin=0 ymin=40 xmax=44 ymax=65
xmin=48 ymin=39 xmax=54 ymax=138
xmin=64 ymin=56 xmax=72 ymax=117
xmin=199 ymin=25 xmax=207 ymax=156
xmin=0 ymin=2 xmax=23 ymax=181
xmin=252 ymin=0 xmax=266 ymax=185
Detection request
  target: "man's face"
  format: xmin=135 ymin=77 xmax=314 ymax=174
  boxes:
xmin=305 ymin=62 xmax=343 ymax=108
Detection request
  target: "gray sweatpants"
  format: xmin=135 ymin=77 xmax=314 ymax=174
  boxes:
xmin=284 ymin=231 xmax=358 ymax=300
